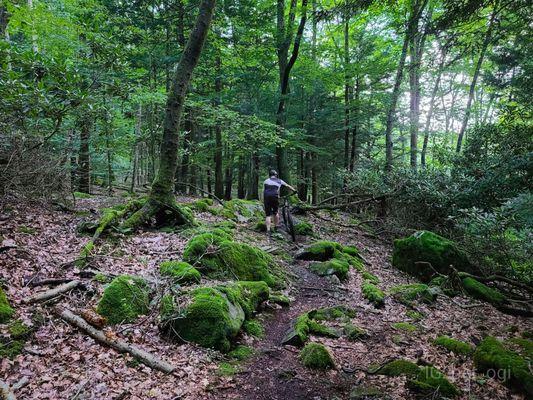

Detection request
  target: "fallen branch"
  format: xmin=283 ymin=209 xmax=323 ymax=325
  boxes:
xmin=459 ymin=272 xmax=533 ymax=294
xmin=55 ymin=307 xmax=175 ymax=374
xmin=26 ymin=280 xmax=81 ymax=303
xmin=26 ymin=277 xmax=74 ymax=288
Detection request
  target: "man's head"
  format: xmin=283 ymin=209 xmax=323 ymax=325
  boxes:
xmin=269 ymin=169 xmax=278 ymax=177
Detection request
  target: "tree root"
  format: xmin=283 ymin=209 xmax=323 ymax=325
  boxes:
xmin=121 ymin=198 xmax=194 ymax=231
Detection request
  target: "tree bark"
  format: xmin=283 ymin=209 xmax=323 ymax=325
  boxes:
xmin=456 ymin=7 xmax=497 ymax=153
xmin=247 ymin=152 xmax=259 ymax=200
xmin=77 ymin=114 xmax=91 ymax=194
xmin=214 ymin=51 xmax=224 ymax=198
xmin=237 ymin=156 xmax=246 ymax=199
xmin=349 ymin=75 xmax=360 ymax=172
xmin=343 ymin=13 xmax=351 ymax=173
xmin=224 ymin=149 xmax=233 ymax=200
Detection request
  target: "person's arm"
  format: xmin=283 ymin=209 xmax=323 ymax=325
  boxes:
xmin=281 ymin=180 xmax=296 ymax=193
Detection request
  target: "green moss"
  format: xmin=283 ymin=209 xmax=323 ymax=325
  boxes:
xmin=159 ymin=294 xmax=176 ymax=320
xmin=161 ymin=282 xmax=269 ymax=352
xmin=159 ymin=261 xmax=201 ymax=284
xmin=392 ymin=231 xmax=475 ymax=281
xmin=406 ymin=310 xmax=425 ymax=321
xmin=0 ymin=339 xmax=24 ymax=359
xmin=8 ymin=320 xmax=31 ymax=339
xmin=296 ymin=241 xmax=344 ymax=261
xmin=183 ymin=232 xmax=282 ymax=287
xmin=0 ymin=287 xmax=14 ymax=323
xmin=229 ymin=345 xmax=254 ymax=360
xmin=474 ymin=336 xmax=533 ymax=396
xmin=392 ymin=322 xmax=418 ymax=333
xmin=217 ymin=362 xmax=238 ymax=376
xmin=310 ymin=305 xmax=356 ymax=321
xmin=344 ymin=324 xmax=368 ymax=341
xmin=507 ymin=338 xmax=533 ymax=360
xmin=269 ymin=293 xmax=291 ymax=306
xmin=461 ymin=277 xmax=506 ymax=307
xmin=243 ymin=319 xmax=265 ymax=338
xmin=214 ymin=220 xmax=237 ymax=231
xmin=389 ymin=283 xmax=437 ymax=306
xmin=343 ymin=246 xmax=360 ymax=257
xmin=223 ymin=199 xmax=264 ymax=221
xmin=96 ymin=275 xmax=150 ymax=324
xmin=190 ymin=198 xmax=213 ymax=212
xmin=361 ymin=271 xmax=380 ymax=284
xmin=309 ymin=259 xmax=350 ymax=281
xmin=308 ymin=320 xmax=341 ymax=338
xmin=433 ymin=336 xmax=474 ymax=356
xmin=299 ymin=342 xmax=334 ymax=370
xmin=254 ymin=221 xmax=267 ymax=232
xmin=408 ymin=366 xmax=460 ymax=398
xmin=375 ymin=359 xmax=420 ymax=377
xmin=73 ymin=191 xmax=91 ymax=199
xmin=294 ymin=221 xmax=313 ymax=236
xmin=18 ymin=225 xmax=36 ymax=234
xmin=362 ymin=282 xmax=385 ymax=307
xmin=93 ymin=273 xmax=109 ymax=283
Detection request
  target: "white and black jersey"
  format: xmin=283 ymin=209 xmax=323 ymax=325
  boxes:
xmin=263 ymin=177 xmax=287 ymax=198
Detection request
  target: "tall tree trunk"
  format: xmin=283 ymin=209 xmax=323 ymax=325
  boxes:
xmin=224 ymin=150 xmax=233 ymax=200
xmin=214 ymin=51 xmax=224 ymax=198
xmin=247 ymin=152 xmax=259 ymax=200
xmin=177 ymin=114 xmax=192 ymax=194
xmin=275 ymin=0 xmax=308 ymax=185
xmin=456 ymin=7 xmax=497 ymax=153
xmin=343 ymin=13 xmax=351 ymax=173
xmin=384 ymin=30 xmax=409 ymax=172
xmin=349 ymin=75 xmax=360 ymax=172
xmin=421 ymin=45 xmax=447 ymax=166
xmin=124 ymin=0 xmax=216 ymax=229
xmin=237 ymin=156 xmax=246 ymax=199
xmin=77 ymin=116 xmax=91 ymax=194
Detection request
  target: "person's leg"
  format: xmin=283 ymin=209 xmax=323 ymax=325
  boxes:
xmin=273 ymin=212 xmax=280 ymax=228
xmin=265 ymin=216 xmax=271 ymax=232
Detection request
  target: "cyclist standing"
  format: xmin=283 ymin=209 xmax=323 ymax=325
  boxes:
xmin=263 ymin=169 xmax=296 ymax=235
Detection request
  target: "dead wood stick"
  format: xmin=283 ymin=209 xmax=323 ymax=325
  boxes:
xmin=26 ymin=278 xmax=74 ymax=288
xmin=26 ymin=280 xmax=81 ymax=303
xmin=55 ymin=308 xmax=175 ymax=374
xmin=0 ymin=379 xmax=16 ymax=400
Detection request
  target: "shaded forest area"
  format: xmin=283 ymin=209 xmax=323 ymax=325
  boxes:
xmin=0 ymin=0 xmax=532 ymax=399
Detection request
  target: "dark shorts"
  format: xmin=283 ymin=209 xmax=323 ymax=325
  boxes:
xmin=264 ymin=195 xmax=279 ymax=217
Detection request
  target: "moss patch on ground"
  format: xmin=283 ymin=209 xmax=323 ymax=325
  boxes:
xmin=222 ymin=199 xmax=264 ymax=222
xmin=0 ymin=287 xmax=14 ymax=323
xmin=433 ymin=335 xmax=474 ymax=356
xmin=228 ymin=345 xmax=255 ymax=360
xmin=159 ymin=261 xmax=201 ymax=284
xmin=96 ymin=275 xmax=150 ymax=324
xmin=392 ymin=230 xmax=475 ymax=281
xmin=473 ymin=336 xmax=533 ymax=396
xmin=392 ymin=322 xmax=418 ymax=333
xmin=299 ymin=342 xmax=334 ymax=370
xmin=343 ymin=323 xmax=368 ymax=341
xmin=362 ymin=282 xmax=385 ymax=307
xmin=408 ymin=366 xmax=460 ymax=398
xmin=389 ymin=283 xmax=438 ymax=306
xmin=243 ymin=319 xmax=265 ymax=338
xmin=294 ymin=221 xmax=313 ymax=236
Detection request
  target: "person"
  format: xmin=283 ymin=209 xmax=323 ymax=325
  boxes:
xmin=263 ymin=169 xmax=296 ymax=234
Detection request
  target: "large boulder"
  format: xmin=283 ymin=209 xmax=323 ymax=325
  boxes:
xmin=183 ymin=230 xmax=283 ymax=287
xmin=160 ymin=281 xmax=269 ymax=352
xmin=96 ymin=275 xmax=151 ymax=324
xmin=392 ymin=231 xmax=475 ymax=282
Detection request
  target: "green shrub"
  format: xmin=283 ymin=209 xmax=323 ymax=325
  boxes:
xmin=299 ymin=343 xmax=334 ymax=369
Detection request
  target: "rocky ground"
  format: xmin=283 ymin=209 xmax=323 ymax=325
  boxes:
xmin=0 ymin=193 xmax=531 ymax=399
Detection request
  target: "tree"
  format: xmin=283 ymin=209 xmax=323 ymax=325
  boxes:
xmin=124 ymin=0 xmax=217 ymax=228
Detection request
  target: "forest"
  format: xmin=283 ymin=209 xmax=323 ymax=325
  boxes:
xmin=0 ymin=0 xmax=531 ymax=399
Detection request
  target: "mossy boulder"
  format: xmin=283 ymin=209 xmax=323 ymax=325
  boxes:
xmin=0 ymin=287 xmax=14 ymax=323
xmin=344 ymin=323 xmax=368 ymax=341
xmin=362 ymin=282 xmax=385 ymax=307
xmin=189 ymin=198 xmax=214 ymax=212
xmin=389 ymin=283 xmax=438 ymax=306
xmin=96 ymin=275 xmax=150 ymax=324
xmin=295 ymin=241 xmax=344 ymax=261
xmin=159 ymin=261 xmax=201 ymax=284
xmin=299 ymin=342 xmax=335 ymax=370
xmin=222 ymin=199 xmax=264 ymax=222
xmin=310 ymin=305 xmax=356 ymax=321
xmin=183 ymin=231 xmax=282 ymax=287
xmin=461 ymin=277 xmax=506 ymax=307
xmin=294 ymin=221 xmax=313 ymax=236
xmin=407 ymin=366 xmax=460 ymax=398
xmin=473 ymin=336 xmax=533 ymax=396
xmin=374 ymin=359 xmax=420 ymax=377
xmin=160 ymin=282 xmax=269 ymax=352
xmin=309 ymin=259 xmax=350 ymax=281
xmin=433 ymin=335 xmax=474 ymax=356
xmin=392 ymin=231 xmax=475 ymax=282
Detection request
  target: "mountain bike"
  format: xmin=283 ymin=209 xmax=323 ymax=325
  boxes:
xmin=280 ymin=195 xmax=296 ymax=242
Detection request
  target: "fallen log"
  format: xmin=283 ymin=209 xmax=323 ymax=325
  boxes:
xmin=55 ymin=307 xmax=175 ymax=374
xmin=26 ymin=280 xmax=81 ymax=303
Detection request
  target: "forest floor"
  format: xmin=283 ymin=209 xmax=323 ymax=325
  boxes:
xmin=0 ymin=192 xmax=531 ymax=400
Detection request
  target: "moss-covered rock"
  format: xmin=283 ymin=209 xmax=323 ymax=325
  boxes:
xmin=308 ymin=319 xmax=341 ymax=338
xmin=299 ymin=342 xmax=334 ymax=369
xmin=309 ymin=259 xmax=350 ymax=281
xmin=374 ymin=359 xmax=420 ymax=377
xmin=0 ymin=287 xmax=14 ymax=323
xmin=269 ymin=292 xmax=291 ymax=306
xmin=282 ymin=312 xmax=312 ymax=346
xmin=294 ymin=221 xmax=313 ymax=236
xmin=159 ymin=261 xmax=201 ymax=284
xmin=310 ymin=305 xmax=356 ymax=321
xmin=296 ymin=241 xmax=344 ymax=261
xmin=473 ymin=336 xmax=533 ymax=396
xmin=96 ymin=275 xmax=150 ymax=324
xmin=433 ymin=335 xmax=474 ymax=356
xmin=222 ymin=199 xmax=264 ymax=222
xmin=407 ymin=366 xmax=460 ymax=398
xmin=389 ymin=283 xmax=438 ymax=306
xmin=189 ymin=198 xmax=214 ymax=212
xmin=344 ymin=323 xmax=368 ymax=341
xmin=183 ymin=231 xmax=282 ymax=287
xmin=461 ymin=277 xmax=506 ymax=307
xmin=362 ymin=282 xmax=385 ymax=307
xmin=161 ymin=282 xmax=269 ymax=352
xmin=392 ymin=231 xmax=475 ymax=282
